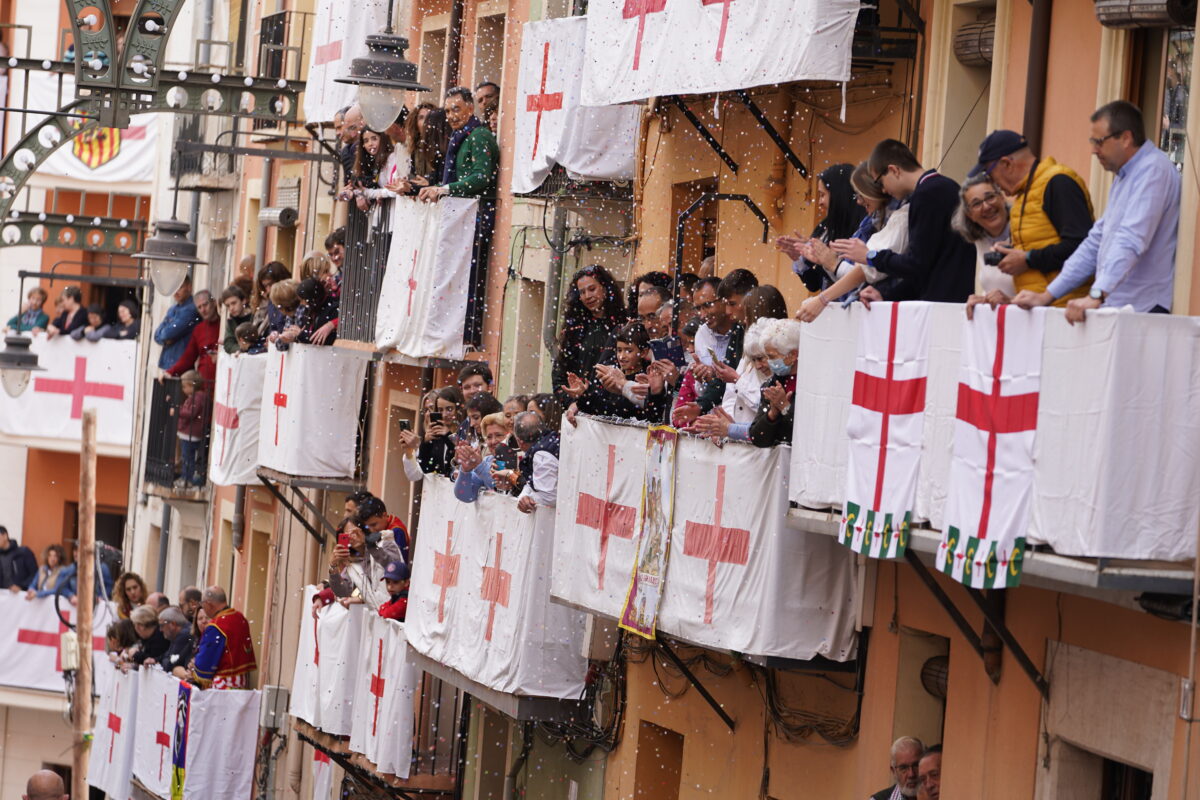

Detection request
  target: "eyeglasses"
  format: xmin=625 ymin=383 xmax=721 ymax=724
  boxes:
xmin=967 ymin=192 xmax=1000 ymax=212
xmin=981 ymin=159 xmax=1000 ymax=176
xmin=1089 ymin=132 xmax=1119 ymax=147
xmin=872 ymin=170 xmax=887 ymax=189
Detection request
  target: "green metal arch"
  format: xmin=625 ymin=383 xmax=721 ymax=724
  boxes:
xmin=63 ymin=0 xmax=118 ymax=91
xmin=0 ymin=97 xmax=102 ymax=222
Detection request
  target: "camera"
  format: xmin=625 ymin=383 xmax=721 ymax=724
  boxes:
xmin=983 ymin=251 xmax=1005 ymax=266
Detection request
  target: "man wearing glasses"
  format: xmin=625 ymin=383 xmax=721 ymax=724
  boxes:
xmin=968 ymin=129 xmax=1094 ymax=306
xmin=1014 ymin=100 xmax=1181 ymax=323
xmin=869 ymin=736 xmax=925 ymax=800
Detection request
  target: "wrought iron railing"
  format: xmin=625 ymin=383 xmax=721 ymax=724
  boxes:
xmin=144 ymin=376 xmax=213 ymax=490
xmin=338 ymin=199 xmax=395 ymax=343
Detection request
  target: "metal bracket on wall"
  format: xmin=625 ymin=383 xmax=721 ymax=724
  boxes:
xmin=658 ymin=638 xmax=736 ymax=731
xmin=256 ymin=474 xmax=329 ymax=548
xmin=295 ymin=731 xmax=423 ymax=800
xmin=904 ymin=550 xmax=1049 ymax=699
xmin=732 ymin=90 xmax=808 ymax=178
xmin=667 ymin=95 xmax=739 ymax=174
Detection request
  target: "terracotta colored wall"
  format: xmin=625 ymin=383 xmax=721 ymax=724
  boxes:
xmin=20 ymin=449 xmax=129 ymax=560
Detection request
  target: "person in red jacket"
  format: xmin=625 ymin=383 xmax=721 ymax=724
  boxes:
xmin=176 ymin=370 xmax=210 ymax=487
xmin=166 ymin=290 xmax=221 ymax=382
xmin=378 ymin=561 xmax=409 ymax=621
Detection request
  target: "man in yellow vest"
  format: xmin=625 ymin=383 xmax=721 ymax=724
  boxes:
xmin=968 ymin=130 xmax=1093 ymax=304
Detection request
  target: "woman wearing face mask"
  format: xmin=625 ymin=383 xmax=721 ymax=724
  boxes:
xmin=551 ymin=265 xmax=627 ymax=405
xmin=691 ymin=321 xmax=774 ymax=441
xmin=566 ymin=322 xmax=670 ymax=423
xmin=749 ymin=318 xmax=802 ymax=447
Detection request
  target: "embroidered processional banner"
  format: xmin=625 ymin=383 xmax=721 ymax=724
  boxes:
xmin=618 ymin=426 xmax=677 ymax=639
xmin=374 ymin=197 xmax=478 ymax=360
xmin=581 ymin=0 xmax=859 ymax=106
xmin=407 ymin=477 xmax=589 ymax=699
xmin=512 ymin=17 xmax=639 ymax=193
xmin=257 ymin=343 xmax=366 ymax=477
xmin=208 ymin=351 xmax=267 ymax=486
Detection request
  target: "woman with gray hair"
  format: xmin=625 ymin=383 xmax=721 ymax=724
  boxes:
xmin=951 ymin=173 xmax=1014 ymax=310
xmin=749 ymin=318 xmax=802 ymax=447
xmin=126 ymin=604 xmax=170 ymax=668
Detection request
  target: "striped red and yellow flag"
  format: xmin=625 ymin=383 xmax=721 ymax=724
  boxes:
xmin=71 ymin=126 xmax=122 ymax=168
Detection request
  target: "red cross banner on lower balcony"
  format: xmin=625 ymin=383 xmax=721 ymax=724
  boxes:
xmin=790 ymin=306 xmax=1200 ymax=569
xmin=374 ymin=197 xmax=479 ymax=360
xmin=349 ymin=614 xmax=418 ymax=779
xmin=313 ymin=600 xmax=367 ymax=737
xmin=512 ymin=17 xmax=640 ymax=194
xmin=0 ymin=592 xmax=112 ymax=693
xmin=0 ymin=335 xmax=135 ymax=447
xmin=580 ymin=0 xmax=859 ymax=106
xmin=937 ymin=305 xmax=1045 ymax=589
xmin=133 ymin=668 xmax=180 ymax=799
xmin=302 ymin=0 xmax=389 ymax=123
xmin=89 ymin=668 xmax=139 ymax=800
xmin=556 ymin=417 xmax=859 ymax=662
xmin=257 ymin=343 xmax=366 ymax=478
xmin=182 ymin=678 xmax=261 ymax=798
xmin=407 ymin=477 xmax=589 ymax=699
xmin=208 ymin=351 xmax=267 ymax=486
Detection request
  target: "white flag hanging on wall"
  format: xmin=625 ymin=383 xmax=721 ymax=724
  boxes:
xmin=257 ymin=343 xmax=366 ymax=477
xmin=0 ymin=335 xmax=136 ymax=446
xmin=88 ymin=668 xmax=140 ymax=800
xmin=303 ymin=0 xmax=391 ymax=123
xmin=133 ymin=668 xmax=181 ymax=799
xmin=349 ymin=614 xmax=417 ymax=778
xmin=209 ymin=351 xmax=267 ymax=486
xmin=581 ymin=0 xmax=859 ymax=106
xmin=0 ymin=593 xmax=110 ymax=693
xmin=512 ymin=17 xmax=640 ymax=193
xmin=374 ymin=197 xmax=478 ymax=360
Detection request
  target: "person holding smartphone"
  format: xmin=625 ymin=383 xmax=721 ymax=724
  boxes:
xmin=323 ymin=516 xmax=402 ymax=611
xmin=453 ymin=412 xmax=515 ymax=503
xmin=418 ymin=386 xmax=465 ymax=477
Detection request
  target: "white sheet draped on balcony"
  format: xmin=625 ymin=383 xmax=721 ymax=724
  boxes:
xmin=302 ymin=0 xmax=390 ymax=123
xmin=0 ymin=335 xmax=136 ymax=446
xmin=407 ymin=478 xmax=589 ymax=699
xmin=209 ymin=351 xmax=267 ymax=486
xmin=291 ymin=592 xmax=366 ymax=736
xmin=0 ymin=592 xmax=113 ymax=692
xmin=374 ymin=197 xmax=478 ymax=360
xmin=554 ymin=416 xmax=859 ymax=662
xmin=257 ymin=343 xmax=366 ymax=478
xmin=789 ymin=305 xmax=1200 ymax=565
xmin=512 ymin=17 xmax=640 ymax=193
xmin=581 ymin=0 xmax=859 ymax=106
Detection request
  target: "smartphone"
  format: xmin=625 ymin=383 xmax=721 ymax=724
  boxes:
xmin=337 ymin=533 xmax=349 ymax=549
xmin=493 ymin=443 xmax=517 ymax=471
xmin=707 ymin=347 xmax=720 ymax=366
xmin=398 ymin=419 xmax=411 ymax=432
xmin=428 ymin=411 xmax=442 ymax=424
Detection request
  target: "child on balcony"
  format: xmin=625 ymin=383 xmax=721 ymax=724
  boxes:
xmin=235 ymin=322 xmax=267 ymax=355
xmin=176 ymin=370 xmax=210 ymax=488
xmin=378 ymin=561 xmax=410 ymax=622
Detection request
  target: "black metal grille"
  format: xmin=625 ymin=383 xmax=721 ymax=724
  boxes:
xmin=144 ymin=376 xmax=213 ymax=489
xmin=338 ymin=200 xmax=395 ymax=343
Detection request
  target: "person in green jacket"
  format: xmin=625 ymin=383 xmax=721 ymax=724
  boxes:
xmin=5 ymin=286 xmax=49 ymax=333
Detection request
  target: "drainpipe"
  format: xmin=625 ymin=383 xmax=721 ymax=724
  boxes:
xmin=501 ymin=722 xmax=533 ymax=800
xmin=445 ymin=0 xmax=465 ymax=89
xmin=232 ymin=485 xmax=246 ymax=550
xmin=156 ymin=502 xmax=171 ymax=591
xmin=1022 ymin=0 xmax=1053 ymax=153
xmin=540 ymin=203 xmax=569 ymax=362
xmin=256 ymin=158 xmax=274 ymax=264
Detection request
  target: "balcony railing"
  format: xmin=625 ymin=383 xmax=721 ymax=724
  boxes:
xmin=339 ymin=199 xmax=395 ymax=343
xmin=144 ymin=376 xmax=212 ymax=493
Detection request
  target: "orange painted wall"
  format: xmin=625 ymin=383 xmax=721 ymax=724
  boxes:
xmin=20 ymin=449 xmax=129 ymax=561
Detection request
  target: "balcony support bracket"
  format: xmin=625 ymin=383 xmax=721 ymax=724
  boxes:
xmin=904 ymin=550 xmax=1049 ymax=700
xmin=295 ymin=730 xmax=423 ymax=800
xmin=257 ymin=474 xmax=327 ymax=549
xmin=667 ymin=96 xmax=739 ymax=174
xmin=658 ymin=638 xmax=736 ymax=731
xmin=732 ymin=90 xmax=808 ymax=177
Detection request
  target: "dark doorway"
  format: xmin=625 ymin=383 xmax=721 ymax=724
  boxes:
xmin=1102 ymin=758 xmax=1153 ymax=800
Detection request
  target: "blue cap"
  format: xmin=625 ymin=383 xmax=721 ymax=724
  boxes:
xmin=968 ymin=130 xmax=1028 ymax=177
xmin=381 ymin=561 xmax=410 ymax=582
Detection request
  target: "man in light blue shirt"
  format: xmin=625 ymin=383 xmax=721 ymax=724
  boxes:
xmin=1014 ymin=100 xmax=1180 ymax=323
xmin=152 ymin=275 xmax=200 ymax=369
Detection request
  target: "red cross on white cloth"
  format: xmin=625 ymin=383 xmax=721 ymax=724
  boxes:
xmin=213 ymin=365 xmax=240 ymax=467
xmin=369 ymin=637 xmax=386 ymax=736
xmin=272 ymin=350 xmax=288 ymax=446
xmin=405 ymin=250 xmax=420 ymax=316
xmin=17 ymin=622 xmax=105 ymax=671
xmin=525 ymin=40 xmax=564 ymax=160
xmin=433 ymin=522 xmax=461 ymax=623
xmin=700 ymin=0 xmax=736 ymax=62
xmin=480 ymin=534 xmax=512 ymax=642
xmin=314 ymin=12 xmax=343 ymax=65
xmin=33 ymin=356 xmax=124 ymax=419
xmin=682 ymin=465 xmax=749 ymax=624
xmin=850 ymin=302 xmax=926 ymax=534
xmin=574 ymin=444 xmax=635 ymax=590
xmin=954 ymin=305 xmax=1039 ymax=543
xmin=621 ymin=0 xmax=668 ymax=71
xmin=106 ymin=680 xmax=124 ymax=764
xmin=155 ymin=694 xmax=171 ymax=780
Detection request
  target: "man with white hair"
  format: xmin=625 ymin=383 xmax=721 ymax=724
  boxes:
xmin=191 ymin=585 xmax=257 ymax=689
xmin=870 ymin=736 xmax=925 ymax=800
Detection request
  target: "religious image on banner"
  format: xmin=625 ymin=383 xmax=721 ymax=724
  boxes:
xmin=619 ymin=426 xmax=678 ymax=639
xmin=840 ymin=302 xmax=932 ymax=559
xmin=938 ymin=305 xmax=1045 ymax=589
xmin=170 ymin=680 xmax=192 ymax=800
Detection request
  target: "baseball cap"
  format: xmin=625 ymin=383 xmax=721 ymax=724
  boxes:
xmin=968 ymin=130 xmax=1028 ymax=176
xmin=381 ymin=561 xmax=410 ymax=582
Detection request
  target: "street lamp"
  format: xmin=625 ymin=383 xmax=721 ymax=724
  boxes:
xmin=0 ymin=334 xmax=43 ymax=397
xmin=134 ymin=217 xmax=206 ymax=295
xmin=335 ymin=0 xmax=429 ymax=131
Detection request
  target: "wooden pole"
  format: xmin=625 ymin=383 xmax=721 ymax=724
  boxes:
xmin=74 ymin=409 xmax=97 ymax=800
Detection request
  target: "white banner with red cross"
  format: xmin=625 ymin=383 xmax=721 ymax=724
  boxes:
xmin=581 ymin=0 xmax=859 ymax=106
xmin=512 ymin=17 xmax=640 ymax=194
xmin=133 ymin=667 xmax=181 ymax=798
xmin=257 ymin=343 xmax=366 ymax=478
xmin=290 ymin=586 xmax=323 ymax=726
xmin=937 ymin=305 xmax=1045 ymax=588
xmin=555 ymin=416 xmax=858 ymax=662
xmin=21 ymin=72 xmax=158 ymax=187
xmin=89 ymin=667 xmax=140 ymax=800
xmin=312 ymin=746 xmax=334 ymax=800
xmin=407 ymin=477 xmax=589 ymax=699
xmin=349 ymin=613 xmax=417 ymax=778
xmin=208 ymin=351 xmax=267 ymax=486
xmin=302 ymin=0 xmax=391 ymax=123
xmin=0 ymin=334 xmax=136 ymax=447
xmin=0 ymin=592 xmax=112 ymax=693
xmin=316 ymin=601 xmax=367 ymax=736
xmin=180 ymin=682 xmax=262 ymax=800
xmin=374 ymin=197 xmax=479 ymax=360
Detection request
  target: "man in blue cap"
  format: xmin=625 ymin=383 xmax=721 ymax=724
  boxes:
xmin=378 ymin=561 xmax=410 ymax=621
xmin=968 ymin=129 xmax=1094 ymax=306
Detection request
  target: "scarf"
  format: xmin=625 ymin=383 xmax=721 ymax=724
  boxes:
xmin=441 ymin=116 xmax=482 ymax=185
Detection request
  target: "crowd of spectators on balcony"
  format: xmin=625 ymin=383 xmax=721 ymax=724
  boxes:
xmin=4 ymin=285 xmax=141 ymax=341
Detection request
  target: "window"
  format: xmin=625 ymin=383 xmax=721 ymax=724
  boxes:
xmin=1102 ymin=758 xmax=1153 ymax=800
xmin=1159 ymin=28 xmax=1192 ymax=167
